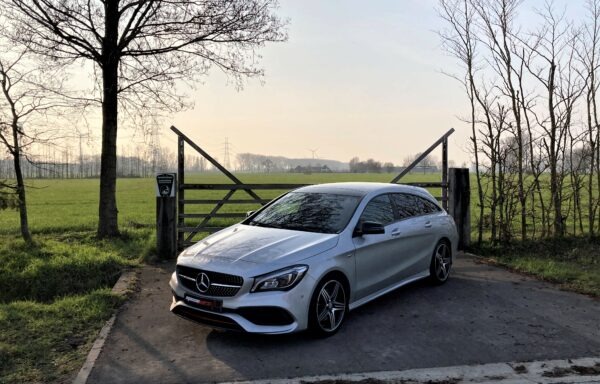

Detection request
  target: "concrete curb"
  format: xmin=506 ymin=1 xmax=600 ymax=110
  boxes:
xmin=221 ymin=356 xmax=600 ymax=384
xmin=72 ymin=270 xmax=138 ymax=384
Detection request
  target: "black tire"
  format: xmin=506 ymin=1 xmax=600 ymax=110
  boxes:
xmin=308 ymin=275 xmax=348 ymax=337
xmin=429 ymin=240 xmax=452 ymax=285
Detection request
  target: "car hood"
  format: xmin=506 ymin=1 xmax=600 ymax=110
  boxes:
xmin=182 ymin=224 xmax=339 ymax=265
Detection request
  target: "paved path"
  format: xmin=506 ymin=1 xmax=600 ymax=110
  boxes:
xmin=87 ymin=255 xmax=600 ymax=384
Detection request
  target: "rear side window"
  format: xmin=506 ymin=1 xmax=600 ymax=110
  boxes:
xmin=390 ymin=193 xmax=420 ymax=219
xmin=416 ymin=195 xmax=441 ymax=214
xmin=360 ymin=194 xmax=395 ymax=226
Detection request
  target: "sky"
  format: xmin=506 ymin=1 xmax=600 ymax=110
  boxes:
xmin=168 ymin=0 xmax=471 ymax=166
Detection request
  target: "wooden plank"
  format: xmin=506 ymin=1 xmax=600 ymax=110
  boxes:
xmin=390 ymin=128 xmax=455 ymax=183
xmin=182 ymin=183 xmax=307 ymax=190
xmin=179 ymin=213 xmax=246 ymax=218
xmin=404 ymin=182 xmax=445 ymax=188
xmin=181 ymin=199 xmax=271 ymax=204
xmin=170 ymin=126 xmax=264 ymax=204
xmin=178 ymin=227 xmax=226 ymax=232
xmin=185 ymin=190 xmax=235 ymax=243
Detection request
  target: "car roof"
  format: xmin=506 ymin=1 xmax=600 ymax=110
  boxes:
xmin=294 ymin=182 xmax=430 ymax=197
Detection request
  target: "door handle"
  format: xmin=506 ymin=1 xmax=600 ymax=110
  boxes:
xmin=424 ymin=221 xmax=432 ymax=228
xmin=391 ymin=228 xmax=401 ymax=237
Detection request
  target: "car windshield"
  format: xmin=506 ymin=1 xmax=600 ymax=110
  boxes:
xmin=245 ymin=192 xmax=361 ymax=234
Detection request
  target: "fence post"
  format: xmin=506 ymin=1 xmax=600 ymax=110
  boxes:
xmin=442 ymin=137 xmax=448 ymax=210
xmin=156 ymin=173 xmax=177 ymax=259
xmin=177 ymin=136 xmax=185 ymax=249
xmin=448 ymin=168 xmax=470 ymax=250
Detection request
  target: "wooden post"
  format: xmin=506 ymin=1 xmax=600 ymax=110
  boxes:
xmin=177 ymin=136 xmax=185 ymax=249
xmin=442 ymin=138 xmax=448 ymax=211
xmin=448 ymin=168 xmax=470 ymax=250
xmin=156 ymin=173 xmax=177 ymax=259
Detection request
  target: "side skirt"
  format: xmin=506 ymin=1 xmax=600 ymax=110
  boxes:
xmin=348 ymin=270 xmax=430 ymax=311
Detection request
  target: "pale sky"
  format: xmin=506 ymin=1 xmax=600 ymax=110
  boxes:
xmin=164 ymin=0 xmax=585 ymax=167
xmin=170 ymin=0 xmax=470 ymax=166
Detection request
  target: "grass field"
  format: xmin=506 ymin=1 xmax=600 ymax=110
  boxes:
xmin=0 ymin=172 xmax=598 ymax=383
xmin=0 ymin=172 xmax=443 ymax=233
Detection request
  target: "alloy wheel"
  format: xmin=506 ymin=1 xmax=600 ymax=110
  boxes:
xmin=434 ymin=242 xmax=451 ymax=281
xmin=315 ymin=280 xmax=346 ymax=333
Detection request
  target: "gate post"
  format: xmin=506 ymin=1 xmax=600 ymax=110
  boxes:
xmin=448 ymin=168 xmax=470 ymax=250
xmin=156 ymin=173 xmax=177 ymax=259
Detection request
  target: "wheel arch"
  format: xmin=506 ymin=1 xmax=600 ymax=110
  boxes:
xmin=312 ymin=269 xmax=351 ymax=299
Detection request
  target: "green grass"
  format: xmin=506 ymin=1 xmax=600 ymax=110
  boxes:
xmin=0 ymin=230 xmax=152 ymax=383
xmin=0 ymin=289 xmax=124 ymax=383
xmin=473 ymin=237 xmax=600 ymax=297
xmin=0 ymin=177 xmax=160 ymax=383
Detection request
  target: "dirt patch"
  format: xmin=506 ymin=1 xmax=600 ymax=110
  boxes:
xmin=542 ymin=363 xmax=600 ymax=377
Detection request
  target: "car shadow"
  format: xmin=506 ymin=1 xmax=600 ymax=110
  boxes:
xmin=203 ymin=264 xmax=600 ymax=381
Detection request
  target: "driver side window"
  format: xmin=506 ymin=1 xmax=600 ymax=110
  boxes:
xmin=359 ymin=194 xmax=395 ymax=226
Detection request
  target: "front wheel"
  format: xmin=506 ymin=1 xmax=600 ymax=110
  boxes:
xmin=308 ymin=277 xmax=348 ymax=337
xmin=429 ymin=240 xmax=452 ymax=285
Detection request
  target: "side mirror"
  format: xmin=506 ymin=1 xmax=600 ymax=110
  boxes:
xmin=354 ymin=221 xmax=385 ymax=237
xmin=246 ymin=210 xmax=256 ymax=218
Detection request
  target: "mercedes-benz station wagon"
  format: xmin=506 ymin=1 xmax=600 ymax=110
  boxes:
xmin=170 ymin=182 xmax=458 ymax=336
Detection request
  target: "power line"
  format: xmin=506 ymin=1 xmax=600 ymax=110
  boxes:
xmin=223 ymin=137 xmax=231 ymax=170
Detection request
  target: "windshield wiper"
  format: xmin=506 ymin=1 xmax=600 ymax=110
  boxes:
xmin=282 ymin=224 xmax=329 ymax=233
xmin=249 ymin=221 xmax=283 ymax=229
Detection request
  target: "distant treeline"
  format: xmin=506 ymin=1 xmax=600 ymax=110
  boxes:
xmin=0 ymin=149 xmax=443 ymax=179
xmin=0 ymin=148 xmax=207 ymax=179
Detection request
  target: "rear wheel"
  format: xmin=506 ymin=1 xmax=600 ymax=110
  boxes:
xmin=308 ymin=277 xmax=348 ymax=337
xmin=429 ymin=240 xmax=452 ymax=284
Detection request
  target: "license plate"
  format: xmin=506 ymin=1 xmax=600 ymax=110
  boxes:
xmin=184 ymin=294 xmax=222 ymax=312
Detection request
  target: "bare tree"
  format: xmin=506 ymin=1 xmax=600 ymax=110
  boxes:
xmin=577 ymin=0 xmax=600 ymax=236
xmin=439 ymin=0 xmax=486 ymax=245
xmin=0 ymin=43 xmax=67 ymax=242
xmin=521 ymin=4 xmax=583 ymax=237
xmin=472 ymin=0 xmax=529 ymax=240
xmin=2 ymin=0 xmax=287 ymax=238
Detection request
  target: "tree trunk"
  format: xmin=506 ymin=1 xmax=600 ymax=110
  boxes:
xmin=11 ymin=121 xmax=32 ymax=243
xmin=548 ymin=62 xmax=563 ymax=237
xmin=97 ymin=0 xmax=120 ymax=238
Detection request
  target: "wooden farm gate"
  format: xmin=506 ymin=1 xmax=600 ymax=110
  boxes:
xmin=171 ymin=126 xmax=459 ymax=250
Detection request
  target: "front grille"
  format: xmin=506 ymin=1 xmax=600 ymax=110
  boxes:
xmin=176 ymin=265 xmax=243 ymax=297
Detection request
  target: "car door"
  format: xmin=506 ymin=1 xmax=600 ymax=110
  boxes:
xmin=411 ymin=194 xmax=444 ymax=272
xmin=388 ymin=193 xmax=436 ymax=281
xmin=352 ymin=194 xmax=397 ymax=300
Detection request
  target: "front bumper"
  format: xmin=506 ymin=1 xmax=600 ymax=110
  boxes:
xmin=169 ymin=271 xmax=314 ymax=334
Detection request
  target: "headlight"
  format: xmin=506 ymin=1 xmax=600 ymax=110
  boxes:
xmin=251 ymin=265 xmax=308 ymax=292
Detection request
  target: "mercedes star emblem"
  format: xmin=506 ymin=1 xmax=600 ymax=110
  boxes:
xmin=196 ymin=272 xmax=211 ymax=293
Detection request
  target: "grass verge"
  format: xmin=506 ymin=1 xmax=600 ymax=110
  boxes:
xmin=0 ymin=228 xmax=154 ymax=384
xmin=472 ymin=236 xmax=600 ymax=297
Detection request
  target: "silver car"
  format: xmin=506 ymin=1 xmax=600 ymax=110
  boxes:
xmin=170 ymin=182 xmax=458 ymax=336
